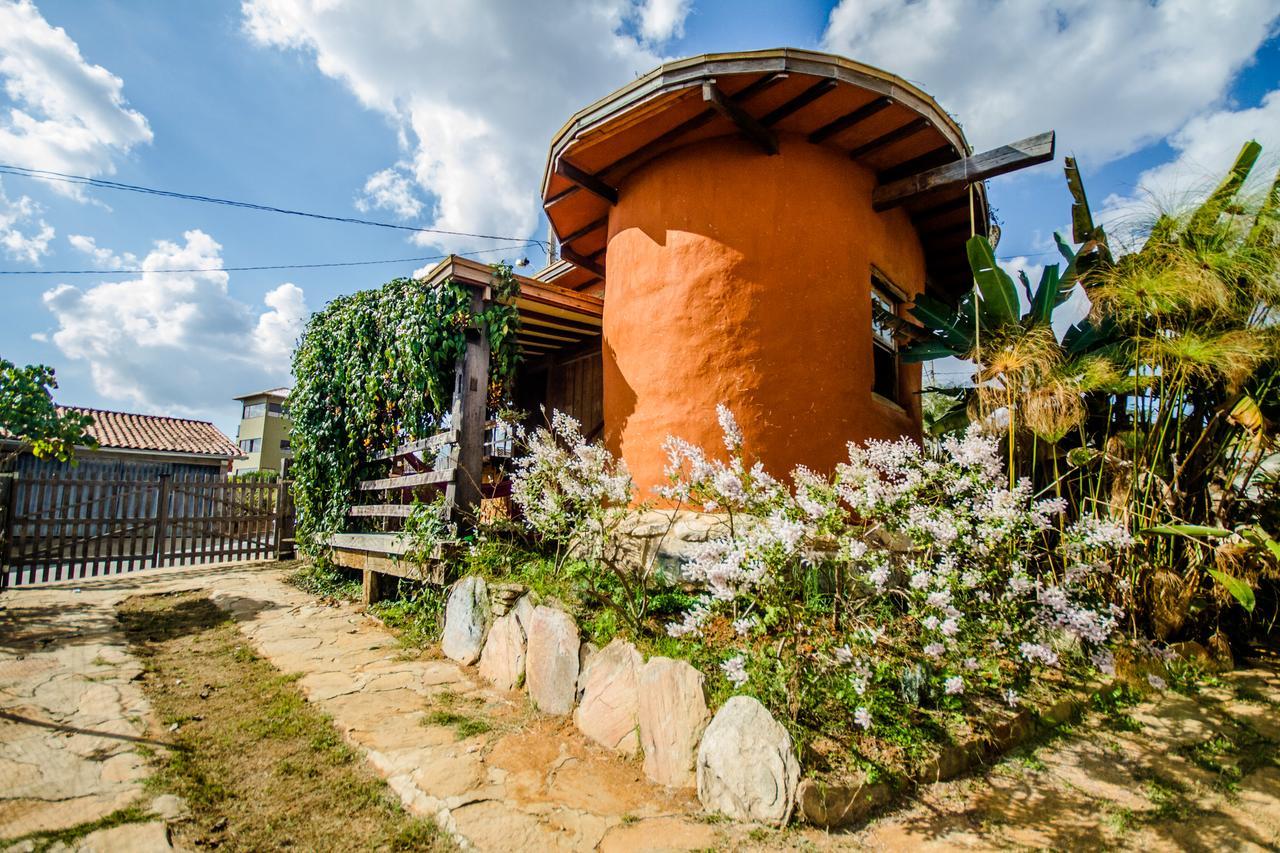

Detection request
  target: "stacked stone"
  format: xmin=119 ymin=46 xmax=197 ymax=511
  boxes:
xmin=438 ymin=574 xmax=800 ymax=825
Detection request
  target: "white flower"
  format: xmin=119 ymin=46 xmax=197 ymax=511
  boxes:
xmin=1018 ymin=641 xmax=1058 ymax=666
xmin=940 ymin=618 xmax=960 ymax=638
xmin=944 ymin=676 xmax=964 ymax=695
xmin=721 ymin=655 xmax=749 ymax=688
xmin=732 ymin=616 xmax=756 ymax=637
xmin=924 ymin=642 xmax=945 ymax=659
xmin=851 ymin=676 xmax=868 ymax=696
xmin=1003 ymin=688 xmax=1020 ymax=707
xmin=854 ymin=706 xmax=872 ymax=730
xmin=963 ymin=657 xmax=979 ymax=671
xmin=833 ymin=645 xmax=854 ymax=665
xmin=1147 ymin=673 xmax=1167 ymax=691
xmin=716 ymin=403 xmax=744 ymax=452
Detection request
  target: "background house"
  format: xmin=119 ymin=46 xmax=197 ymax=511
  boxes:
xmin=232 ymin=388 xmax=293 ymax=475
xmin=2 ymin=407 xmax=242 ymax=479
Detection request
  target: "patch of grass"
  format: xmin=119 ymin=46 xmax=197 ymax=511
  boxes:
xmin=369 ymin=583 xmax=448 ymax=650
xmin=1091 ymin=683 xmax=1144 ymax=732
xmin=423 ymin=709 xmax=493 ymax=740
xmin=1 ymin=803 xmax=153 ymax=852
xmin=118 ymin=591 xmax=455 ymax=852
xmin=1174 ymin=719 xmax=1280 ymax=793
xmin=286 ymin=560 xmax=362 ymax=601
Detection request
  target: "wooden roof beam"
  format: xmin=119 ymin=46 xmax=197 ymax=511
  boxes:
xmin=760 ymin=78 xmax=838 ymax=127
xmin=878 ymin=144 xmax=959 ymax=183
xmin=556 ymin=158 xmax=618 ymax=205
xmin=702 ymin=80 xmax=777 ymax=155
xmin=808 ymin=96 xmax=892 ymax=144
xmin=849 ymin=117 xmax=930 ymax=160
xmin=874 ymin=131 xmax=1055 ymax=211
xmin=560 ymin=245 xmax=606 ymax=278
xmin=560 ymin=215 xmax=609 ymax=246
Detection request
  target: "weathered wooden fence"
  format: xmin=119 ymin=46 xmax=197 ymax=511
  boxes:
xmin=0 ymin=471 xmax=295 ymax=588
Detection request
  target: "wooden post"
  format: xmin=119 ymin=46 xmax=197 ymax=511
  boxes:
xmin=0 ymin=473 xmax=14 ymax=591
xmin=362 ymin=568 xmax=388 ymax=606
xmin=151 ymin=474 xmax=170 ymax=569
xmin=450 ymin=285 xmax=491 ymax=526
xmin=272 ymin=478 xmax=288 ymax=560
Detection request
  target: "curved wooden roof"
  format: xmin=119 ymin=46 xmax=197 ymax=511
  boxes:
xmin=540 ymin=48 xmax=990 ymax=298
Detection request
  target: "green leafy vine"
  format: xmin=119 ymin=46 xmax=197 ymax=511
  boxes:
xmin=289 ymin=263 xmax=520 ymax=553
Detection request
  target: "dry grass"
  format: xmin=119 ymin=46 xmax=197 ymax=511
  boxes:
xmin=118 ymin=592 xmax=454 ymax=852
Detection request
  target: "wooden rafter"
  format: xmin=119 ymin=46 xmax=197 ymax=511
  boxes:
xmin=518 ymin=309 xmax=601 ymax=334
xmin=849 ymin=117 xmax=930 ymax=159
xmin=912 ymin=194 xmax=971 ymax=222
xmin=760 ymin=78 xmax=837 ymax=127
xmin=702 ymin=80 xmax=777 ymax=155
xmin=873 ymin=131 xmax=1055 ymax=211
xmin=878 ymin=144 xmax=958 ymax=183
xmin=560 ymin=215 xmax=608 ymax=246
xmin=560 ymin=245 xmax=606 ymax=278
xmin=556 ymin=158 xmax=618 ymax=204
xmin=807 ymin=96 xmax=892 ymax=144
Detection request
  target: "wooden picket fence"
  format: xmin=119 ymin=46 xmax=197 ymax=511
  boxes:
xmin=0 ymin=471 xmax=295 ymax=588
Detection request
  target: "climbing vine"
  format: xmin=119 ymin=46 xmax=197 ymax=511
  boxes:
xmin=289 ymin=264 xmax=521 ymax=553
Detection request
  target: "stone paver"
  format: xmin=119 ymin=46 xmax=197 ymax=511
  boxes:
xmin=5 ymin=562 xmax=1280 ymax=853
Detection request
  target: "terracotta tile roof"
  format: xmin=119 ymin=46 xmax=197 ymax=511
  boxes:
xmin=58 ymin=407 xmax=243 ymax=459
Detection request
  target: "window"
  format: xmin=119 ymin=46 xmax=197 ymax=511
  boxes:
xmin=279 ymin=439 xmax=291 ymax=451
xmin=242 ymin=402 xmax=266 ymax=419
xmin=871 ymin=273 xmax=901 ymax=403
xmin=239 ymin=438 xmax=262 ymax=453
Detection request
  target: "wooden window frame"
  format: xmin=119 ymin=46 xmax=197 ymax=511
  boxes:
xmin=870 ymin=269 xmax=905 ymax=407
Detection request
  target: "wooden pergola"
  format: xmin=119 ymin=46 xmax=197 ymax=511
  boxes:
xmin=326 ymin=256 xmax=604 ymax=600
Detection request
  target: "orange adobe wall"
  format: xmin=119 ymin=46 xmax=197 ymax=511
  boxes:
xmin=602 ymin=133 xmax=927 ymax=499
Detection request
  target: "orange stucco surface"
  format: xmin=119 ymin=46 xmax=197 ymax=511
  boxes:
xmin=602 ymin=133 xmax=926 ymax=498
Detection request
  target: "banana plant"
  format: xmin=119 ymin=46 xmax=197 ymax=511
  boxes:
xmin=1141 ymin=522 xmax=1280 ymax=613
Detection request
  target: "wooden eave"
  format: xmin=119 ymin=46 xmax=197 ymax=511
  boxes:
xmin=414 ymin=255 xmax=603 ymax=358
xmin=539 ymin=48 xmax=993 ymax=299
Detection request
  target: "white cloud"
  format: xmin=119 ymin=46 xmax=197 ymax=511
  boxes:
xmin=242 ymin=0 xmax=687 ymax=250
xmin=822 ymin=0 xmax=1280 ymax=163
xmin=0 ymin=0 xmax=153 ymax=190
xmin=41 ymin=229 xmax=308 ymax=420
xmin=356 ymin=166 xmax=423 ymax=219
xmin=1099 ymin=88 xmax=1280 ymax=248
xmin=67 ymin=233 xmax=137 ymax=269
xmin=638 ymin=0 xmax=693 ymax=42
xmin=254 ymin=282 xmax=308 ymax=361
xmin=0 ymin=175 xmax=52 ymax=262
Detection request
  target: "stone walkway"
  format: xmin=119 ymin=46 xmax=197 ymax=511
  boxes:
xmin=3 ymin=561 xmax=1279 ymax=852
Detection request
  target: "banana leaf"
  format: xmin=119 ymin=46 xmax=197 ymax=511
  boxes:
xmin=1207 ymin=568 xmax=1255 ymax=613
xmin=1188 ymin=140 xmax=1261 ymax=236
xmin=1028 ymin=264 xmax=1063 ymax=326
xmin=907 ymin=292 xmax=974 ymax=352
xmin=966 ymin=235 xmax=1020 ymax=325
xmin=902 ymin=340 xmax=964 ymax=363
xmin=927 ymin=398 xmax=972 ymax=436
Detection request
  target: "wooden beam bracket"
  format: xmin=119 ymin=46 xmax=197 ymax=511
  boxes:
xmin=556 ymin=159 xmax=619 ymax=205
xmin=873 ymin=131 xmax=1056 ymax=211
xmin=702 ymin=80 xmax=777 ymax=155
xmin=560 ymin=246 xmax=605 ymax=278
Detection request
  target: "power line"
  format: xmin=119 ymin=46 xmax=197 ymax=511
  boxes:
xmin=0 ymin=242 xmax=539 ymax=277
xmin=0 ymin=163 xmax=550 ymax=249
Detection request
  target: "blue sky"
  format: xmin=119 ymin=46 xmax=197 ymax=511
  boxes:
xmin=1 ymin=0 xmax=1278 ymax=437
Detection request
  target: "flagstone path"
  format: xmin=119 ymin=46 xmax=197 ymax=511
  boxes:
xmin=2 ymin=561 xmax=1279 ymax=852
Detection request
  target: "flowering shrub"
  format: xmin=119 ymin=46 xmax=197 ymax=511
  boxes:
xmin=509 ymin=410 xmax=676 ymax=632
xmin=505 ymin=404 xmax=1134 ymax=777
xmin=660 ymin=406 xmax=1129 ymax=768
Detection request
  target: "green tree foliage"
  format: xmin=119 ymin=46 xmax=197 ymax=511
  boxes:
xmin=288 ymin=265 xmax=520 ymax=553
xmin=0 ymin=359 xmax=97 ymax=464
xmin=903 ymin=141 xmax=1280 ymax=638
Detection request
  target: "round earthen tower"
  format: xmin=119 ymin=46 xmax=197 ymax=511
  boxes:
xmin=539 ymin=49 xmax=993 ymax=497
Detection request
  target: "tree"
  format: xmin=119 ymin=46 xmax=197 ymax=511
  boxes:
xmin=0 ymin=359 xmax=97 ymax=465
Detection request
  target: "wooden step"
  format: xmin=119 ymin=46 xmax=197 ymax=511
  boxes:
xmin=373 ymin=430 xmax=458 ymax=461
xmin=348 ymin=504 xmax=415 ymax=518
xmin=359 ymin=469 xmax=455 ymax=491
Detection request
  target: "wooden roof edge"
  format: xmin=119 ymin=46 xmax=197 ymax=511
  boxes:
xmin=539 ymin=47 xmax=973 ymax=200
xmin=415 ymin=254 xmax=603 ymax=318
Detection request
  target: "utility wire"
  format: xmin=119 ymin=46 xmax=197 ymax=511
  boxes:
xmin=0 ymin=163 xmax=550 ymax=250
xmin=0 ymin=242 xmax=540 ymax=277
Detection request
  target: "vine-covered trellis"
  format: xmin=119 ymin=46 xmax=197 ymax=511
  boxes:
xmin=289 ymin=264 xmax=520 ymax=553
